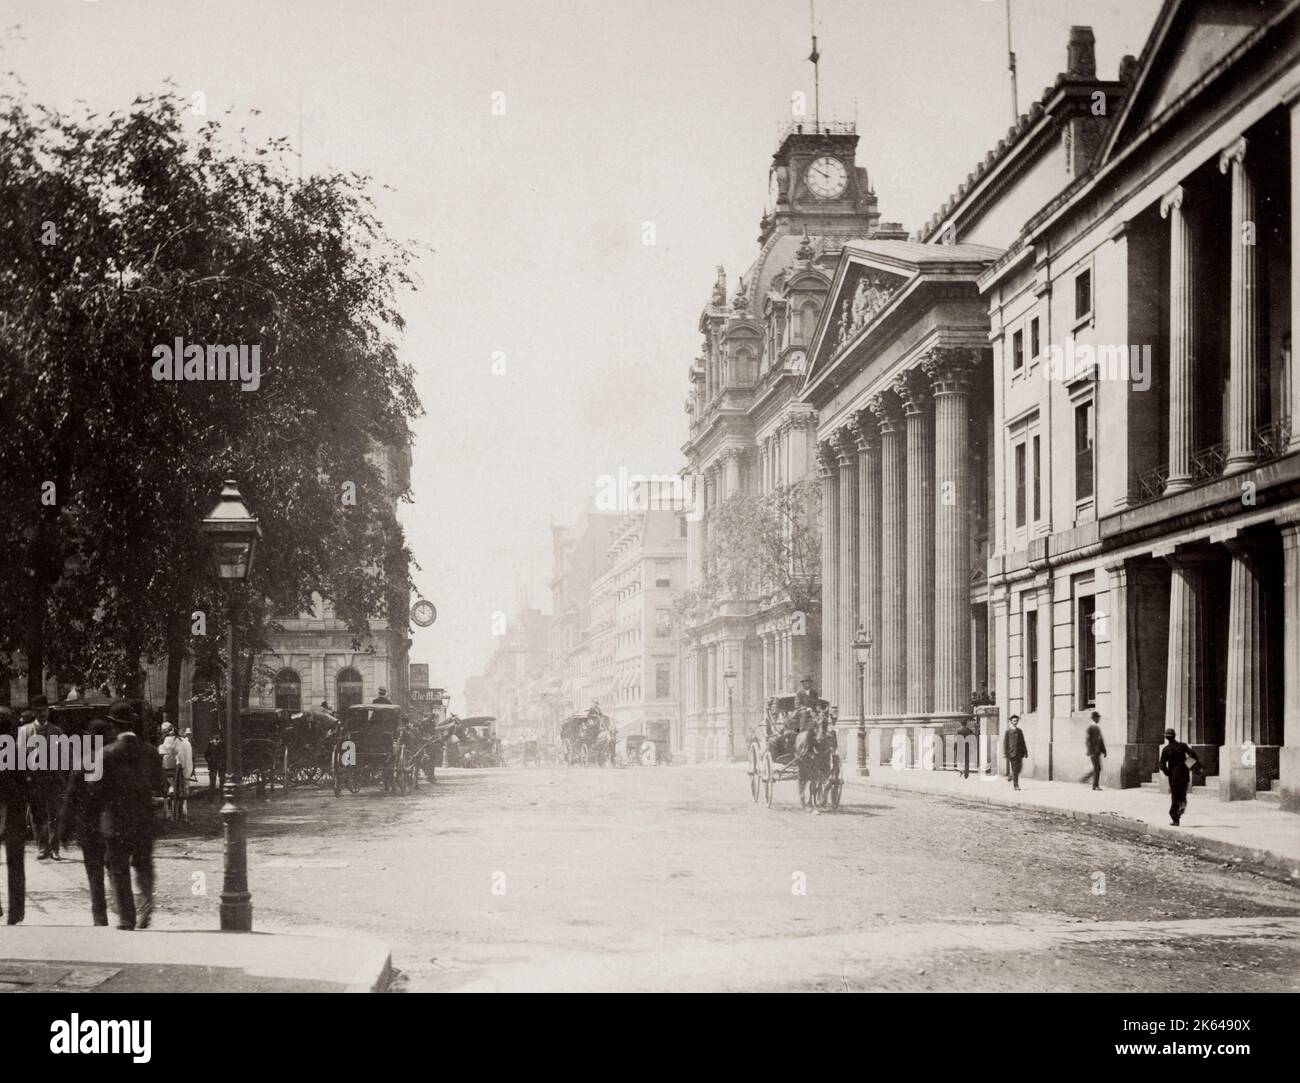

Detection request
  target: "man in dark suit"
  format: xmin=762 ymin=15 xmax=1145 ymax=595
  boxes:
xmin=1160 ymin=727 xmax=1203 ymax=826
xmin=1085 ymin=710 xmax=1107 ymax=790
xmin=100 ymin=703 xmax=163 ymax=930
xmin=0 ymin=706 xmax=27 ymax=925
xmin=59 ymin=718 xmax=113 ymax=926
xmin=1003 ymin=714 xmax=1028 ymax=791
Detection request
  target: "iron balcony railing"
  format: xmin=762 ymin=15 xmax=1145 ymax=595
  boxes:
xmin=1130 ymin=417 xmax=1292 ymax=507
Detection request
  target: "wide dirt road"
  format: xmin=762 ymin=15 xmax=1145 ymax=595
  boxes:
xmin=107 ymin=765 xmax=1300 ymax=991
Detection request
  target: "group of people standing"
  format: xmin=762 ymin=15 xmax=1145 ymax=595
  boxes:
xmin=0 ymin=697 xmax=170 ymax=930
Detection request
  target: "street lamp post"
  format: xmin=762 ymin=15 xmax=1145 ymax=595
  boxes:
xmin=202 ymin=479 xmax=262 ymax=933
xmin=723 ymin=662 xmax=737 ymax=762
xmin=851 ymin=627 xmax=872 ymax=777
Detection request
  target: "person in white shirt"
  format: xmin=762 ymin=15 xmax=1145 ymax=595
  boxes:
xmin=158 ymin=722 xmax=191 ymax=822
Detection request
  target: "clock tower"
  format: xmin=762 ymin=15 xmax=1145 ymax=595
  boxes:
xmin=761 ymin=121 xmax=881 ymax=244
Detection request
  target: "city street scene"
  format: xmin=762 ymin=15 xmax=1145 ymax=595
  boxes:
xmin=2 ymin=0 xmax=1300 ymax=1024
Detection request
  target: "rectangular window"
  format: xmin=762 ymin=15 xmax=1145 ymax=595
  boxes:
xmin=655 ymin=562 xmax=671 ymax=588
xmin=1077 ymin=595 xmax=1097 ymax=708
xmin=1025 ymin=609 xmax=1039 ymax=714
xmin=1014 ymin=442 xmax=1027 ymax=528
xmin=1075 ymin=269 xmax=1092 ymax=322
xmin=1032 ymin=434 xmax=1041 ymax=521
xmin=1030 ymin=317 xmax=1040 ymax=361
xmin=1074 ymin=401 xmax=1094 ymax=501
xmin=655 ymin=663 xmax=671 ymax=700
xmin=1012 ymin=328 xmax=1024 ymax=371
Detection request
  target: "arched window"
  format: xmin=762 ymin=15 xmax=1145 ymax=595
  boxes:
xmin=798 ymin=302 xmax=819 ymax=346
xmin=274 ymin=668 xmax=302 ymax=712
xmin=336 ymin=667 xmax=363 ymax=711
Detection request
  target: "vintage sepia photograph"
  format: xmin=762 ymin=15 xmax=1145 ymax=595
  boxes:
xmin=0 ymin=0 xmax=1297 ymax=1036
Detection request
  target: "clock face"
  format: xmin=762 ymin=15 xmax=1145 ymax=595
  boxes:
xmin=805 ymin=156 xmax=848 ymax=200
xmin=411 ymin=599 xmax=437 ymax=627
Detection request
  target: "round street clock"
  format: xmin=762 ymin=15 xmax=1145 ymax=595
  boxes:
xmin=805 ymin=156 xmax=848 ymax=199
xmin=411 ymin=599 xmax=437 ymax=627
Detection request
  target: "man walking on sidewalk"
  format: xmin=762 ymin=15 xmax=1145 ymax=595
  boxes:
xmin=20 ymin=697 xmax=64 ymax=860
xmin=1003 ymin=715 xmax=1027 ymax=791
xmin=1085 ymin=711 xmax=1107 ymax=790
xmin=205 ymin=730 xmax=225 ymax=793
xmin=0 ymin=706 xmax=27 ymax=925
xmin=1160 ymin=727 xmax=1203 ymax=826
xmin=59 ymin=718 xmax=112 ymax=926
xmin=101 ymin=703 xmax=163 ymax=930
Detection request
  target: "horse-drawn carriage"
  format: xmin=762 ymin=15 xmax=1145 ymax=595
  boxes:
xmin=747 ymin=694 xmax=843 ymax=810
xmin=334 ymin=703 xmax=404 ymax=795
xmin=560 ymin=710 xmax=616 ymax=766
xmin=395 ymin=714 xmax=442 ymax=788
xmin=282 ymin=707 xmax=339 ymax=788
xmin=240 ymin=707 xmax=291 ymax=795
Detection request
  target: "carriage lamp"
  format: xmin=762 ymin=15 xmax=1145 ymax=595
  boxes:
xmin=723 ymin=664 xmax=737 ymax=762
xmin=201 ymin=478 xmax=261 ymax=932
xmin=851 ymin=628 xmax=872 ymax=776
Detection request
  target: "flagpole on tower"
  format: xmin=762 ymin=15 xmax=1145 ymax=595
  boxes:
xmin=1006 ymin=0 xmax=1019 ymax=125
xmin=809 ymin=0 xmax=820 ymax=131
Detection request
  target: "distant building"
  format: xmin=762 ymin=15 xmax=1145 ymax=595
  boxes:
xmin=589 ymin=506 xmax=687 ymax=751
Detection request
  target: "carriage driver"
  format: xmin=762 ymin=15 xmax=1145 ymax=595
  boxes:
xmin=795 ymin=675 xmax=820 ymax=710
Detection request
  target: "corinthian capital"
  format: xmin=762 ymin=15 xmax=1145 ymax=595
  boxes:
xmin=829 ymin=427 xmax=856 ymax=466
xmin=892 ymin=366 xmax=932 ymax=416
xmin=920 ymin=346 xmax=980 ymax=395
xmin=866 ymin=388 xmax=905 ymax=434
xmin=816 ymin=440 xmax=838 ymax=478
xmin=848 ymin=408 xmax=879 ymax=451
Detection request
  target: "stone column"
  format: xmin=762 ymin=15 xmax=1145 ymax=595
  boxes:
xmin=834 ymin=427 xmax=859 ymax=717
xmin=924 ymin=347 xmax=978 ymax=718
xmin=1220 ymin=137 xmax=1260 ymax=473
xmin=1161 ymin=185 xmax=1197 ymax=493
xmin=817 ymin=442 xmax=839 ymax=706
xmin=1222 ymin=535 xmax=1279 ymax=799
xmin=1289 ymin=90 xmax=1300 ymax=453
xmin=896 ymin=368 xmax=935 ymax=718
xmin=868 ymin=391 xmax=907 ymax=722
xmin=1163 ymin=550 xmax=1218 ymax=776
xmin=1281 ymin=520 xmax=1300 ymax=811
xmin=852 ymin=409 xmax=883 ymax=717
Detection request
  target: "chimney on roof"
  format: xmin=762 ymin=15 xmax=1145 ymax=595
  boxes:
xmin=1067 ymin=26 xmax=1096 ymax=78
xmin=1119 ymin=53 xmax=1138 ymax=83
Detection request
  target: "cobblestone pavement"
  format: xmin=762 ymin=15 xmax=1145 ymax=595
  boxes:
xmin=17 ymin=766 xmax=1300 ymax=991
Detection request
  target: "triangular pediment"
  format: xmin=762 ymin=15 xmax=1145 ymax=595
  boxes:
xmin=1100 ymin=0 xmax=1274 ymax=165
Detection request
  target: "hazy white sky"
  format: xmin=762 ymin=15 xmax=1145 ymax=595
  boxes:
xmin=4 ymin=0 xmax=1162 ymax=704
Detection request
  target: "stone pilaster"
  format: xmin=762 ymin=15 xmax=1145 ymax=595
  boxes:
xmin=1160 ymin=185 xmax=1196 ymax=493
xmin=1281 ymin=520 xmax=1300 ymax=812
xmin=1220 ymin=137 xmax=1260 ymax=473
xmin=868 ymin=390 xmax=907 ymax=719
xmin=1163 ymin=549 xmax=1218 ymax=778
xmin=895 ymin=367 xmax=934 ymax=717
xmin=923 ymin=347 xmax=978 ymax=717
xmin=1290 ymin=89 xmax=1300 ymax=453
xmin=1221 ymin=535 xmax=1279 ymax=799
xmin=851 ymin=409 xmax=882 ymax=717
xmin=833 ymin=427 xmax=859 ymax=717
xmin=817 ymin=441 xmax=839 ymax=707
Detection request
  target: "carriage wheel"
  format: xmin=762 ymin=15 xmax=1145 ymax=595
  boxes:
xmin=761 ymin=752 xmax=774 ymax=808
xmin=748 ymin=745 xmax=760 ymax=802
xmin=332 ymin=758 xmax=342 ymax=797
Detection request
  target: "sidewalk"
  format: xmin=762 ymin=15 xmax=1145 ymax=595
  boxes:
xmin=0 ymin=927 xmax=391 ymax=992
xmin=841 ymin=763 xmax=1300 ymax=880
xmin=1 ymin=788 xmax=392 ymax=992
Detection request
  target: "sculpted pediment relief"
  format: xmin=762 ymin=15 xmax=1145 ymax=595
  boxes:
xmin=832 ymin=267 xmax=907 ymax=354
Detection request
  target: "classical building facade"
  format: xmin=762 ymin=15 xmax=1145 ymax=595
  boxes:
xmin=589 ymin=507 xmax=687 ymax=749
xmin=680 ymin=119 xmax=907 ymax=762
xmin=978 ymin=0 xmax=1300 ymax=806
xmin=800 ymin=26 xmax=1128 ymax=764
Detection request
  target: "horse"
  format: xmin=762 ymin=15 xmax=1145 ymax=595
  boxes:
xmin=795 ymin=713 xmax=836 ymax=809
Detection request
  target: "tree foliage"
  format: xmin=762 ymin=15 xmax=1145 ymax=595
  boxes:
xmin=0 ymin=85 xmax=423 ymax=706
xmin=675 ymin=478 xmax=822 ymax=624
